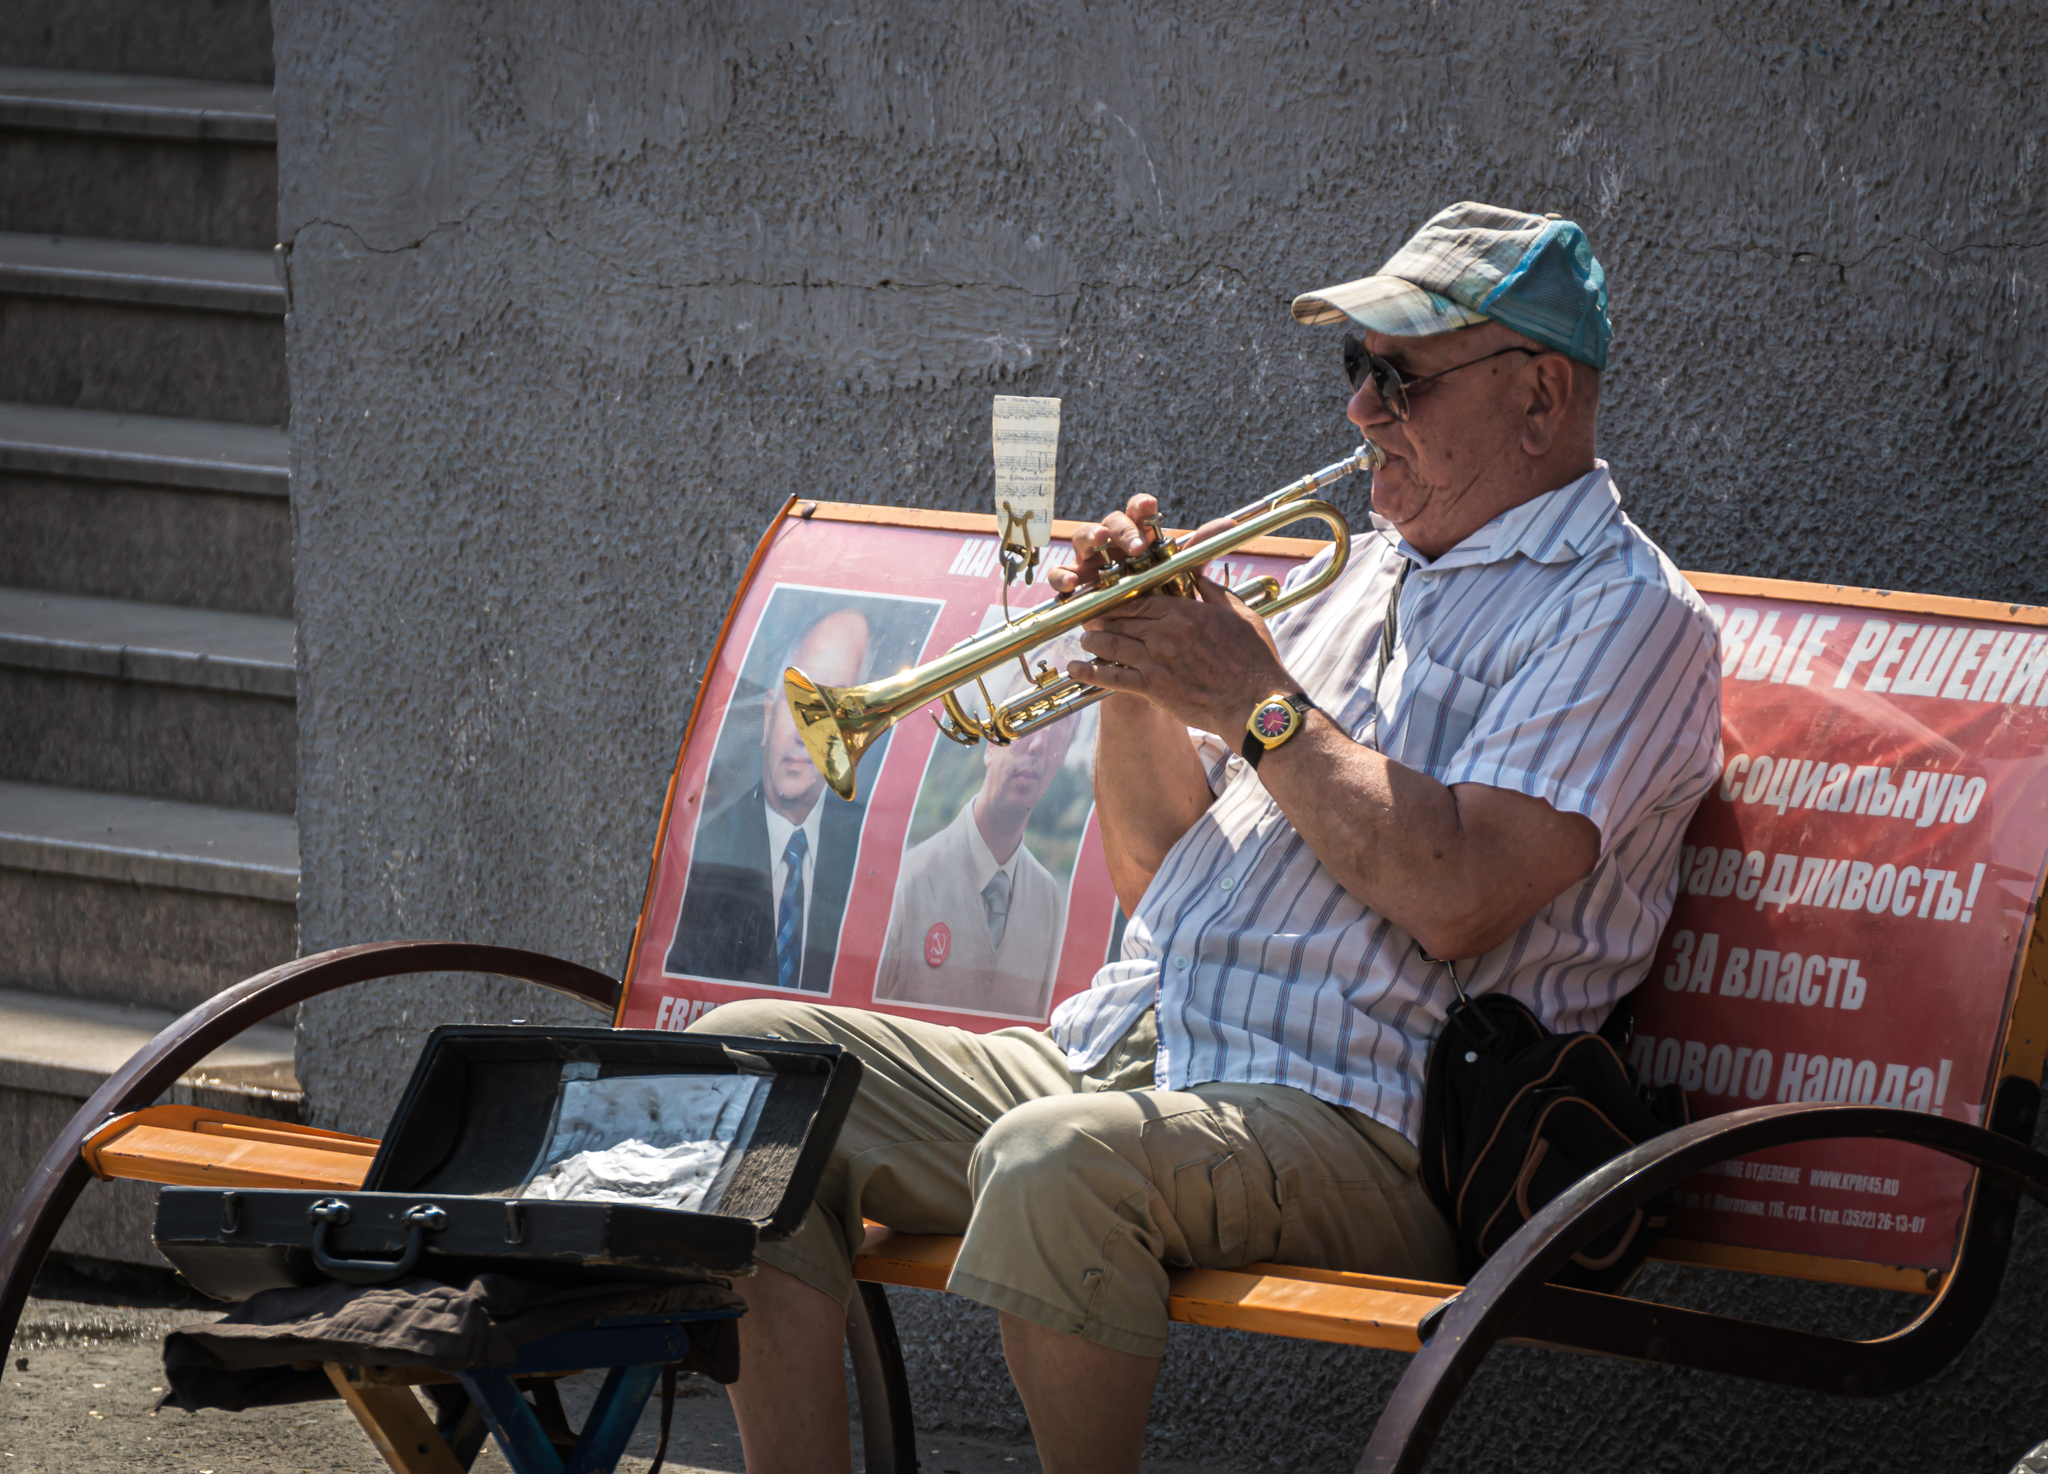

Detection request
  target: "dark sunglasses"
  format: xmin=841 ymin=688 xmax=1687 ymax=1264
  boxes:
xmin=1342 ymin=335 xmax=1539 ymax=421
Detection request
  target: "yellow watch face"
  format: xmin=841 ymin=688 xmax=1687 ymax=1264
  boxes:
xmin=1249 ymin=695 xmax=1301 ymax=749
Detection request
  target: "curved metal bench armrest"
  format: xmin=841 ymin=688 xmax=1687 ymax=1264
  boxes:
xmin=1359 ymin=1085 xmax=2048 ymax=1474
xmin=0 ymin=940 xmax=618 ymax=1353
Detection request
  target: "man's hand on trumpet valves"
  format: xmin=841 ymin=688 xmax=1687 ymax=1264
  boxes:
xmin=1046 ymin=493 xmax=1235 ymax=596
xmin=1050 ymin=492 xmax=1298 ymax=741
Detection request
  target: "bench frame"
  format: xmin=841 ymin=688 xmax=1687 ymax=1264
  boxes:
xmin=8 ymin=933 xmax=2046 ymax=1473
xmin=7 ymin=574 xmax=2048 ymax=1471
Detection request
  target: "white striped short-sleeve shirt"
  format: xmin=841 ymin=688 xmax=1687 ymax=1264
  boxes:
xmin=1048 ymin=461 xmax=1724 ymax=1144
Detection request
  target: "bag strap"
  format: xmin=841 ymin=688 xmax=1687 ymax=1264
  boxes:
xmin=647 ymin=1363 xmax=680 ymax=1474
xmin=1422 ymin=947 xmax=1505 ymax=1051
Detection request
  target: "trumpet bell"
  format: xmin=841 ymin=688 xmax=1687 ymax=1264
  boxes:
xmin=784 ymin=667 xmax=870 ymax=803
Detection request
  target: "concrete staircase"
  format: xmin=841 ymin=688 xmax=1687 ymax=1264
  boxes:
xmin=0 ymin=3 xmax=299 ymax=1270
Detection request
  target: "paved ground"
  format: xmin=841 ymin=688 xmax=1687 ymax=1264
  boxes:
xmin=1 ymin=1284 xmax=1229 ymax=1473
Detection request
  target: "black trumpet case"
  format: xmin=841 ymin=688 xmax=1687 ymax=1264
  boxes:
xmin=153 ymin=1025 xmax=861 ymax=1302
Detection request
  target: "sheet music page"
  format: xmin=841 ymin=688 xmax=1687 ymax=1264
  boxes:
xmin=991 ymin=395 xmax=1060 ymax=552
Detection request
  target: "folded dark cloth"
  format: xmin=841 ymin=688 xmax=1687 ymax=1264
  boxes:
xmin=163 ymin=1273 xmax=744 ymax=1411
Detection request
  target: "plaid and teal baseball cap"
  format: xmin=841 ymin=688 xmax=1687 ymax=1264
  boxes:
xmin=1291 ymin=202 xmax=1611 ymax=371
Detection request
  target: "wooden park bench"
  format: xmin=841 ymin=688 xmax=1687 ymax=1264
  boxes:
xmin=5 ymin=497 xmax=2048 ymax=1473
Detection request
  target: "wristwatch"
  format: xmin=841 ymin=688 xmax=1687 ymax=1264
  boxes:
xmin=1241 ymin=692 xmax=1317 ymax=769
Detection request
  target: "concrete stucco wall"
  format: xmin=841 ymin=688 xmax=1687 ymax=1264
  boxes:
xmin=277 ymin=1 xmax=2048 ymax=1467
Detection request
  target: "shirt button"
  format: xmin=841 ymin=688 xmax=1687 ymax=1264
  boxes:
xmin=1173 ymin=956 xmax=1190 ymax=972
xmin=1218 ymin=876 xmax=1236 ymax=892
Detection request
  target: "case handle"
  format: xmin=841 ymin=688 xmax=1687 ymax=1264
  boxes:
xmin=306 ymin=1199 xmax=448 ymax=1285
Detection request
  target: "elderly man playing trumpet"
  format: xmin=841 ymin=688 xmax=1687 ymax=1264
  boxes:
xmin=692 ymin=201 xmax=1723 ymax=1474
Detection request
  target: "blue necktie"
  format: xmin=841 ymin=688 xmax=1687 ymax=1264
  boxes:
xmin=776 ymin=828 xmax=809 ymax=989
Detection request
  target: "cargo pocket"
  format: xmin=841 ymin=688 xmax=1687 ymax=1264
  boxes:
xmin=1275 ymin=1173 xmax=1397 ymax=1271
xmin=1248 ymin=1097 xmax=1447 ymax=1278
xmin=1168 ymin=1152 xmax=1249 ymax=1265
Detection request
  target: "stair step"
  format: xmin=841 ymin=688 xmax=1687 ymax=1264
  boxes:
xmin=0 ymin=68 xmax=278 ymax=248
xmin=0 ymin=780 xmax=297 ymax=902
xmin=0 ymin=587 xmax=292 ymax=696
xmin=0 ymin=984 xmax=296 ymax=1102
xmin=0 ymin=780 xmax=297 ymax=1019
xmin=0 ymin=985 xmax=299 ymax=1270
xmin=0 ymin=66 xmax=273 ymax=143
xmin=0 ymin=605 xmax=296 ymax=806
xmin=0 ymin=590 xmax=295 ymax=810
xmin=0 ymin=401 xmax=286 ymax=496
xmin=0 ymin=292 xmax=287 ymax=424
xmin=1 ymin=0 xmax=276 ymax=88
xmin=0 ymin=231 xmax=281 ymax=314
xmin=0 ymin=405 xmax=291 ymax=614
xmin=0 ymin=472 xmax=290 ymax=616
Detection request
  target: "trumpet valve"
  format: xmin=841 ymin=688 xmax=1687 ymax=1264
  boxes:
xmin=1235 ymin=573 xmax=1284 ymax=611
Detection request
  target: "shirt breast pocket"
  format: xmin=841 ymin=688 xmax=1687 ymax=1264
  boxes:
xmin=1382 ymin=653 xmax=1495 ymax=778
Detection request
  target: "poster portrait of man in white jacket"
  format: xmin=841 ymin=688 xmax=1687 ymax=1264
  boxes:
xmin=874 ymin=688 xmax=1082 ymax=1019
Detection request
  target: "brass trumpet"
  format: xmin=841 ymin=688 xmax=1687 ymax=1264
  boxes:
xmin=785 ymin=442 xmax=1384 ymax=801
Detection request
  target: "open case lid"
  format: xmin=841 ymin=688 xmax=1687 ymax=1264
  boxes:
xmin=361 ymin=1026 xmax=863 ymax=1240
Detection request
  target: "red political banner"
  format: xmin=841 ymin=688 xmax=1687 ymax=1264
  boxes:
xmin=620 ymin=501 xmax=2048 ymax=1276
xmin=617 ymin=500 xmax=1316 ymax=1036
xmin=1632 ymin=582 xmax=2048 ymax=1270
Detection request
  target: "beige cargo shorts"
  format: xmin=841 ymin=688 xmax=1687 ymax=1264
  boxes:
xmin=690 ymin=997 xmax=1457 ymax=1358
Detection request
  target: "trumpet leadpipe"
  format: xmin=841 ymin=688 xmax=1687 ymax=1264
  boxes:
xmin=1223 ymin=438 xmax=1385 ymax=523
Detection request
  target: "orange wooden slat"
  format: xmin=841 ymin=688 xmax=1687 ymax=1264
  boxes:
xmin=83 ymin=1105 xmax=379 ymax=1190
xmin=194 ymin=1119 xmax=381 ymax=1155
xmin=83 ymin=1103 xmax=379 ymax=1157
xmin=1165 ymin=1266 xmax=1440 ymax=1352
xmin=1684 ymin=570 xmax=2048 ymax=625
xmin=1224 ymin=1260 xmax=1463 ymax=1299
xmin=851 ymin=1227 xmax=1445 ymax=1351
xmin=852 ymin=1225 xmax=959 ymax=1292
xmin=324 ymin=1364 xmax=469 ymax=1474
xmin=1651 ymin=1238 xmax=1937 ymax=1295
xmin=850 ymin=1228 xmax=1467 ymax=1303
xmin=94 ymin=1125 xmax=370 ymax=1190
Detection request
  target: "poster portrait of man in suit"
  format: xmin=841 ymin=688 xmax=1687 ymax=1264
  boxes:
xmin=664 ymin=589 xmax=937 ymax=992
